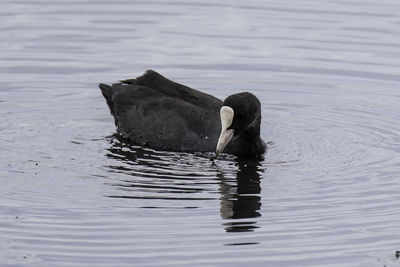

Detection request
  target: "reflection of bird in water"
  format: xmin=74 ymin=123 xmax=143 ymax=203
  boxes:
xmin=105 ymin=135 xmax=221 ymax=201
xmin=99 ymin=70 xmax=265 ymax=158
xmin=218 ymin=159 xmax=263 ymax=233
xmin=105 ymin=135 xmax=264 ymax=233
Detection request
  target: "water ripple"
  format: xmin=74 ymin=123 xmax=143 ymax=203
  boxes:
xmin=1 ymin=0 xmax=400 ymax=266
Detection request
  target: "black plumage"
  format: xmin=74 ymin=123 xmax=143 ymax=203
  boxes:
xmin=99 ymin=70 xmax=265 ymax=157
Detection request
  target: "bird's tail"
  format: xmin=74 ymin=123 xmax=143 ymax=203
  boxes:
xmin=99 ymin=83 xmax=115 ymax=115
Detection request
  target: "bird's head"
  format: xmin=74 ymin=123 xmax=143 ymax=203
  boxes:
xmin=215 ymin=92 xmax=261 ymax=158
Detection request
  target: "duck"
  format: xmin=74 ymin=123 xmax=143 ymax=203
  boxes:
xmin=99 ymin=70 xmax=265 ymax=158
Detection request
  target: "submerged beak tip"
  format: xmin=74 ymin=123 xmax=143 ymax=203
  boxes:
xmin=215 ymin=129 xmax=234 ymax=159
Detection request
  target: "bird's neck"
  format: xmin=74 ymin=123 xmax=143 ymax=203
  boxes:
xmin=230 ymin=126 xmax=265 ymax=157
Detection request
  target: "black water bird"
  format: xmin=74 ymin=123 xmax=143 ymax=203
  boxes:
xmin=99 ymin=70 xmax=265 ymax=158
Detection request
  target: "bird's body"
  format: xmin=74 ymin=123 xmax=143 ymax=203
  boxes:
xmin=99 ymin=70 xmax=265 ymax=157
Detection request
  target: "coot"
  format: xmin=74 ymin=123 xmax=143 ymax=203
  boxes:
xmin=99 ymin=70 xmax=265 ymax=157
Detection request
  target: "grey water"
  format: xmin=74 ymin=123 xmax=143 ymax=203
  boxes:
xmin=1 ymin=0 xmax=400 ymax=266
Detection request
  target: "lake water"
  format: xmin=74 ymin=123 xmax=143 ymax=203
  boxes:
xmin=1 ymin=0 xmax=400 ymax=266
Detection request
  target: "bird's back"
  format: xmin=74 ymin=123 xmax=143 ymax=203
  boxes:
xmin=99 ymin=70 xmax=223 ymax=152
xmin=122 ymin=70 xmax=221 ymax=109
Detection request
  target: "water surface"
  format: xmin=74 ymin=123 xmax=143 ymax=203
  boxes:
xmin=1 ymin=0 xmax=400 ymax=266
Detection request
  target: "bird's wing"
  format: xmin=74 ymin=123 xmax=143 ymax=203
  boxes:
xmin=121 ymin=70 xmax=222 ymax=109
xmin=110 ymin=84 xmax=219 ymax=152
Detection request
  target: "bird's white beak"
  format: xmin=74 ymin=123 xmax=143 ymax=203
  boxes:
xmin=216 ymin=106 xmax=235 ymax=158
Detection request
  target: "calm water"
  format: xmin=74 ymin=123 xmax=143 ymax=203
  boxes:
xmin=1 ymin=0 xmax=400 ymax=266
